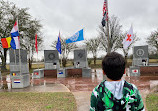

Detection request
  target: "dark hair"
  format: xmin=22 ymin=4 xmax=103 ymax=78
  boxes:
xmin=102 ymin=52 xmax=125 ymax=80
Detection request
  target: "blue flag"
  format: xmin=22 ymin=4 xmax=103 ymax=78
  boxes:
xmin=56 ymin=32 xmax=62 ymax=54
xmin=66 ymin=29 xmax=84 ymax=44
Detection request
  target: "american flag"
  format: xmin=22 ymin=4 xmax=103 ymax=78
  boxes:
xmin=102 ymin=0 xmax=108 ymax=27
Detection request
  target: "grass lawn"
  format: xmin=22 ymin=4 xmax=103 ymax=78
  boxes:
xmin=0 ymin=92 xmax=77 ymax=111
xmin=146 ymin=92 xmax=158 ymax=111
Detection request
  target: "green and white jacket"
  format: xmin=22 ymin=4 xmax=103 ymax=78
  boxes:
xmin=90 ymin=80 xmax=144 ymax=111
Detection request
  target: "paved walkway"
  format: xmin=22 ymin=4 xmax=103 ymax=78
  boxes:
xmin=72 ymin=91 xmax=91 ymax=111
xmin=1 ymin=70 xmax=158 ymax=111
xmin=0 ymin=82 xmax=70 ymax=92
xmin=72 ymin=90 xmax=150 ymax=111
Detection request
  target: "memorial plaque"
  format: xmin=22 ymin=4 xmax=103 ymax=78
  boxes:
xmin=133 ymin=45 xmax=148 ymax=58
xmin=9 ymin=49 xmax=29 ymax=74
xmin=44 ymin=50 xmax=59 ymax=63
xmin=74 ymin=49 xmax=88 ymax=68
xmin=132 ymin=45 xmax=149 ymax=66
xmin=10 ymin=64 xmax=29 ymax=73
xmin=74 ymin=49 xmax=87 ymax=62
xmin=9 ymin=49 xmax=27 ymax=64
xmin=44 ymin=50 xmax=60 ymax=69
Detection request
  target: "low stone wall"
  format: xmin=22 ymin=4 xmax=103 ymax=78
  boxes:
xmin=44 ymin=69 xmax=57 ymax=77
xmin=140 ymin=66 xmax=158 ymax=76
xmin=66 ymin=68 xmax=82 ymax=77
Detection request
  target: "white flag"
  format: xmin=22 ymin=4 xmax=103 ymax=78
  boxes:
xmin=122 ymin=26 xmax=133 ymax=49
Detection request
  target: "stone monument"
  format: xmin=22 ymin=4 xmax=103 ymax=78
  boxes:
xmin=9 ymin=49 xmax=30 ymax=88
xmin=66 ymin=49 xmax=91 ymax=77
xmin=44 ymin=50 xmax=60 ymax=77
xmin=74 ymin=49 xmax=88 ymax=68
xmin=129 ymin=45 xmax=148 ymax=76
xmin=57 ymin=68 xmax=66 ymax=78
xmin=33 ymin=69 xmax=44 ymax=79
xmin=132 ymin=45 xmax=149 ymax=66
xmin=44 ymin=50 xmax=60 ymax=69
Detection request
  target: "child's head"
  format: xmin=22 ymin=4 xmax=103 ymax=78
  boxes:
xmin=102 ymin=52 xmax=125 ymax=81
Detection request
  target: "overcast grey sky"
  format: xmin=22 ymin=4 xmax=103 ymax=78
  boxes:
xmin=5 ymin=0 xmax=158 ymax=54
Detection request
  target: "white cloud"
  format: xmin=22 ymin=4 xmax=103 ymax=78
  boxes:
xmin=5 ymin=0 xmax=158 ymax=57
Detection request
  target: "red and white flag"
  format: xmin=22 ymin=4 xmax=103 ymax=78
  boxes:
xmin=123 ymin=26 xmax=134 ymax=49
xmin=35 ymin=34 xmax=38 ymax=53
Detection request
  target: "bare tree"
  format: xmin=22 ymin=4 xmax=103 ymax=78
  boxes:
xmin=0 ymin=1 xmax=17 ymax=70
xmin=20 ymin=19 xmax=43 ymax=69
xmin=85 ymin=38 xmax=100 ymax=66
xmin=99 ymin=16 xmax=122 ymax=53
xmin=51 ymin=37 xmax=77 ymax=67
xmin=0 ymin=1 xmax=43 ymax=70
xmin=147 ymin=29 xmax=158 ymax=54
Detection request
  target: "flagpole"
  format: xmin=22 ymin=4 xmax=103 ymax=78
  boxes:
xmin=58 ymin=31 xmax=62 ymax=68
xmin=19 ymin=49 xmax=21 ymax=75
xmin=35 ymin=33 xmax=39 ymax=70
xmin=64 ymin=44 xmax=66 ymax=68
xmin=60 ymin=54 xmax=63 ymax=68
xmin=37 ymin=52 xmax=39 ymax=70
xmin=14 ymin=49 xmax=16 ymax=65
xmin=17 ymin=18 xmax=22 ymax=75
xmin=106 ymin=0 xmax=110 ymax=53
